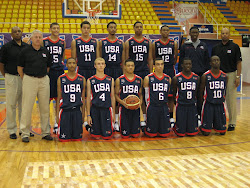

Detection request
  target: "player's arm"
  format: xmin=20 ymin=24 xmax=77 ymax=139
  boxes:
xmin=96 ymin=39 xmax=100 ymax=58
xmin=121 ymin=42 xmax=125 ymax=72
xmin=148 ymin=41 xmax=153 ymax=73
xmin=99 ymin=40 xmax=102 ymax=57
xmin=199 ymin=74 xmax=206 ymax=106
xmin=172 ymin=76 xmax=177 ymax=105
xmin=144 ymin=76 xmax=149 ymax=105
xmin=56 ymin=77 xmax=62 ymax=124
xmin=138 ymin=78 xmax=143 ymax=107
xmin=111 ymin=78 xmax=116 ymax=123
xmin=71 ymin=40 xmax=76 ymax=59
xmin=124 ymin=40 xmax=129 ymax=60
xmin=86 ymin=79 xmax=92 ymax=125
xmin=62 ymin=40 xmax=66 ymax=63
xmin=152 ymin=41 xmax=156 ymax=60
xmin=81 ymin=77 xmax=86 ymax=123
xmin=174 ymin=41 xmax=178 ymax=65
xmin=115 ymin=78 xmax=128 ymax=109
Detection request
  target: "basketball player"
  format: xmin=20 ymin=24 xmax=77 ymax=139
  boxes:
xmin=144 ymin=58 xmax=171 ymax=137
xmin=153 ymin=25 xmax=178 ymax=127
xmin=115 ymin=59 xmax=143 ymax=138
xmin=199 ymin=56 xmax=227 ymax=136
xmin=172 ymin=57 xmax=200 ymax=137
xmin=56 ymin=58 xmax=85 ymax=142
xmin=71 ymin=21 xmax=100 ymax=128
xmin=86 ymin=58 xmax=115 ymax=139
xmin=99 ymin=21 xmax=125 ymax=129
xmin=43 ymin=22 xmax=66 ymax=134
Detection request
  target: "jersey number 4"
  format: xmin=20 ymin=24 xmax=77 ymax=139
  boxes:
xmin=108 ymin=54 xmax=116 ymax=61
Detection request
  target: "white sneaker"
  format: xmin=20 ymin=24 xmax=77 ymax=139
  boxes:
xmin=53 ymin=123 xmax=58 ymax=134
xmin=198 ymin=115 xmax=201 ymax=127
xmin=140 ymin=121 xmax=146 ymax=132
xmin=170 ymin=118 xmax=175 ymax=128
xmin=114 ymin=122 xmax=120 ymax=132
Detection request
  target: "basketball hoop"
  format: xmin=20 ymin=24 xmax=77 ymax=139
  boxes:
xmin=86 ymin=9 xmax=101 ymax=24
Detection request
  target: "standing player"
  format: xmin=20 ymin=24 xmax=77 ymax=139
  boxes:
xmin=172 ymin=58 xmax=200 ymax=137
xmin=56 ymin=58 xmax=85 ymax=142
xmin=43 ymin=22 xmax=66 ymax=134
xmin=115 ymin=59 xmax=143 ymax=138
xmin=86 ymin=58 xmax=115 ymax=139
xmin=199 ymin=56 xmax=227 ymax=136
xmin=153 ymin=25 xmax=178 ymax=126
xmin=144 ymin=58 xmax=171 ymax=137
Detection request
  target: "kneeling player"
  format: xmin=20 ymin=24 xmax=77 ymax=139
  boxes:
xmin=86 ymin=58 xmax=115 ymax=140
xmin=144 ymin=58 xmax=171 ymax=137
xmin=56 ymin=58 xmax=85 ymax=142
xmin=115 ymin=59 xmax=143 ymax=138
xmin=199 ymin=56 xmax=227 ymax=136
xmin=172 ymin=58 xmax=200 ymax=137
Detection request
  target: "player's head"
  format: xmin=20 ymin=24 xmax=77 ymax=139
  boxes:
xmin=153 ymin=58 xmax=164 ymax=73
xmin=11 ymin=26 xmax=22 ymax=41
xmin=30 ymin=30 xmax=43 ymax=46
xmin=94 ymin=57 xmax=106 ymax=72
xmin=189 ymin=26 xmax=199 ymax=42
xmin=133 ymin=21 xmax=143 ymax=35
xmin=210 ymin=55 xmax=220 ymax=69
xmin=80 ymin=21 xmax=91 ymax=36
xmin=124 ymin=59 xmax=135 ymax=74
xmin=50 ymin=22 xmax=60 ymax=36
xmin=221 ymin=27 xmax=230 ymax=42
xmin=160 ymin=25 xmax=170 ymax=38
xmin=107 ymin=21 xmax=117 ymax=35
xmin=66 ymin=58 xmax=77 ymax=72
xmin=182 ymin=57 xmax=192 ymax=72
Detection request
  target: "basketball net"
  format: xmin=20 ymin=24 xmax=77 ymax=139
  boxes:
xmin=86 ymin=9 xmax=101 ymax=24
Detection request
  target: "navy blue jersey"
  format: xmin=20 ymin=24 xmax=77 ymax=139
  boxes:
xmin=204 ymin=70 xmax=227 ymax=104
xmin=119 ymin=74 xmax=142 ymax=100
xmin=155 ymin=39 xmax=175 ymax=68
xmin=176 ymin=72 xmax=199 ymax=105
xmin=76 ymin=37 xmax=97 ymax=69
xmin=148 ymin=73 xmax=170 ymax=106
xmin=43 ymin=37 xmax=65 ymax=70
xmin=102 ymin=38 xmax=123 ymax=68
xmin=128 ymin=37 xmax=150 ymax=72
xmin=59 ymin=73 xmax=84 ymax=109
xmin=89 ymin=75 xmax=112 ymax=108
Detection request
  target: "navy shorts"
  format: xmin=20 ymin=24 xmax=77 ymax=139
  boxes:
xmin=164 ymin=67 xmax=175 ymax=97
xmin=119 ymin=106 xmax=140 ymax=138
xmin=90 ymin=105 xmax=113 ymax=139
xmin=145 ymin=104 xmax=170 ymax=137
xmin=58 ymin=107 xmax=83 ymax=142
xmin=174 ymin=104 xmax=199 ymax=136
xmin=201 ymin=102 xmax=227 ymax=133
xmin=78 ymin=67 xmax=96 ymax=80
xmin=105 ymin=67 xmax=123 ymax=80
xmin=48 ymin=69 xmax=65 ymax=99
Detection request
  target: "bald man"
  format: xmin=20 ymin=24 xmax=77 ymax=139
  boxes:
xmin=0 ymin=27 xmax=28 ymax=139
xmin=212 ymin=28 xmax=242 ymax=131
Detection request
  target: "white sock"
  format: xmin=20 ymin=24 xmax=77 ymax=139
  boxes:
xmin=115 ymin=114 xmax=118 ymax=122
xmin=143 ymin=114 xmax=146 ymax=122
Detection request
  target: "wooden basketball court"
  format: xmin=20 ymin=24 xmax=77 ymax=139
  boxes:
xmin=0 ymin=85 xmax=250 ymax=187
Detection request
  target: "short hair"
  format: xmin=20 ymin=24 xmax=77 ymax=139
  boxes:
xmin=134 ymin=21 xmax=142 ymax=27
xmin=160 ymin=25 xmax=169 ymax=30
xmin=66 ymin=57 xmax=75 ymax=63
xmin=80 ymin=21 xmax=91 ymax=28
xmin=183 ymin=57 xmax=192 ymax=62
xmin=189 ymin=26 xmax=199 ymax=33
xmin=107 ymin=21 xmax=116 ymax=28
xmin=210 ymin=55 xmax=220 ymax=62
xmin=50 ymin=22 xmax=59 ymax=28
xmin=94 ymin=57 xmax=105 ymax=64
xmin=154 ymin=57 xmax=164 ymax=65
xmin=31 ymin=30 xmax=43 ymax=38
xmin=124 ymin=59 xmax=134 ymax=65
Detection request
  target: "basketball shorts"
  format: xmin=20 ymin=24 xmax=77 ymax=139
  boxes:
xmin=48 ymin=69 xmax=65 ymax=99
xmin=119 ymin=106 xmax=140 ymax=138
xmin=173 ymin=104 xmax=199 ymax=136
xmin=145 ymin=104 xmax=170 ymax=137
xmin=90 ymin=105 xmax=113 ymax=139
xmin=58 ymin=107 xmax=83 ymax=142
xmin=201 ymin=101 xmax=227 ymax=133
xmin=105 ymin=67 xmax=123 ymax=80
xmin=78 ymin=68 xmax=96 ymax=80
xmin=163 ymin=67 xmax=175 ymax=97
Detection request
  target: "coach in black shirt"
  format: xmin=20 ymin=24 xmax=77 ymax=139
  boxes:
xmin=0 ymin=27 xmax=28 ymax=139
xmin=212 ymin=27 xmax=242 ymax=131
xmin=18 ymin=30 xmax=53 ymax=143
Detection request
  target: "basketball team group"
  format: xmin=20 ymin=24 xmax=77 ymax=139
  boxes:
xmin=0 ymin=20 xmax=242 ymax=143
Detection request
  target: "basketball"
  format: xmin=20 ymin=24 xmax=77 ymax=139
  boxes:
xmin=124 ymin=95 xmax=140 ymax=110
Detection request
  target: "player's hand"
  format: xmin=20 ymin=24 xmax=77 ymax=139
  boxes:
xmin=235 ymin=77 xmax=240 ymax=88
xmin=122 ymin=100 xmax=129 ymax=109
xmin=87 ymin=116 xmax=93 ymax=125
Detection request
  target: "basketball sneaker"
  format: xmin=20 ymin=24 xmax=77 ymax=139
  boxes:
xmin=140 ymin=121 xmax=146 ymax=132
xmin=227 ymin=124 xmax=236 ymax=131
xmin=53 ymin=123 xmax=58 ymax=134
xmin=114 ymin=122 xmax=120 ymax=132
xmin=170 ymin=118 xmax=175 ymax=128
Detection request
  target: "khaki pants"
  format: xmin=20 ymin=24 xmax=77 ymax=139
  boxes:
xmin=20 ymin=74 xmax=50 ymax=138
xmin=226 ymin=71 xmax=237 ymax=125
xmin=5 ymin=73 xmax=22 ymax=135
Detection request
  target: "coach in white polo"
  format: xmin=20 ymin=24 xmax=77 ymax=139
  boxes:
xmin=17 ymin=30 xmax=53 ymax=143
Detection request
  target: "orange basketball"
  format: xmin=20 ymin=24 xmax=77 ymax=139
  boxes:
xmin=124 ymin=95 xmax=140 ymax=110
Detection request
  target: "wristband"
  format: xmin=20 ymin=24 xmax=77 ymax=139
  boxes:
xmin=87 ymin=115 xmax=91 ymax=117
xmin=236 ymin=76 xmax=240 ymax=79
